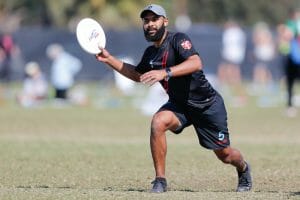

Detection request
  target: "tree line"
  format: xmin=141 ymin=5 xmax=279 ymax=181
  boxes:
xmin=0 ymin=0 xmax=299 ymax=31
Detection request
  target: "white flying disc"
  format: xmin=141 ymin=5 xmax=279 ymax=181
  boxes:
xmin=76 ymin=18 xmax=106 ymax=54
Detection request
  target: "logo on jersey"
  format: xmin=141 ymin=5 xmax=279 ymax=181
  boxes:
xmin=181 ymin=40 xmax=192 ymax=50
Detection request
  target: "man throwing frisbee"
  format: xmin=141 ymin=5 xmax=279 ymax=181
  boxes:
xmin=95 ymin=4 xmax=252 ymax=193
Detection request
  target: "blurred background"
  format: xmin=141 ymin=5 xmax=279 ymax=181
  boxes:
xmin=0 ymin=0 xmax=300 ymax=113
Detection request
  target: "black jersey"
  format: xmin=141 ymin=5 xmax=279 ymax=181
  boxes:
xmin=136 ymin=31 xmax=216 ymax=108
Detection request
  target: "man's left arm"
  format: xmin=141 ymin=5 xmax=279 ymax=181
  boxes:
xmin=140 ymin=54 xmax=202 ymax=85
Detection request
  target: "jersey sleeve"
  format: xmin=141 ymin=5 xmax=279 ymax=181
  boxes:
xmin=172 ymin=32 xmax=198 ymax=60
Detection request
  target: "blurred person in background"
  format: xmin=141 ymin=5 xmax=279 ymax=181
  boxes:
xmin=96 ymin=4 xmax=252 ymax=193
xmin=16 ymin=61 xmax=48 ymax=107
xmin=277 ymin=23 xmax=293 ymax=73
xmin=250 ymin=22 xmax=277 ymax=107
xmin=217 ymin=20 xmax=247 ymax=107
xmin=114 ymin=56 xmax=136 ymax=95
xmin=282 ymin=8 xmax=300 ymax=117
xmin=140 ymin=82 xmax=168 ymax=116
xmin=0 ymin=33 xmax=16 ymax=103
xmin=46 ymin=43 xmax=82 ymax=102
xmin=0 ymin=33 xmax=15 ymax=83
xmin=277 ymin=23 xmax=294 ymax=111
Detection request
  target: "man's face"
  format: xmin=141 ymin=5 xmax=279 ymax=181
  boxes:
xmin=142 ymin=12 xmax=168 ymax=42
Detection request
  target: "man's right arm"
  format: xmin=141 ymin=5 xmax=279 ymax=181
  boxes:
xmin=95 ymin=48 xmax=141 ymax=82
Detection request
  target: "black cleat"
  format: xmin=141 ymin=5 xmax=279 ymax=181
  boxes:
xmin=150 ymin=177 xmax=167 ymax=193
xmin=236 ymin=162 xmax=252 ymax=192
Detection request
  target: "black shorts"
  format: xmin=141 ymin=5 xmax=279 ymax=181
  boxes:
xmin=159 ymin=93 xmax=230 ymax=150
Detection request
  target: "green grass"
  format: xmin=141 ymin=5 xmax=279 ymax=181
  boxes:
xmin=0 ymin=83 xmax=300 ymax=199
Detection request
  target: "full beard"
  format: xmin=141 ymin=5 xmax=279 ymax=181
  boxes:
xmin=144 ymin=25 xmax=166 ymax=42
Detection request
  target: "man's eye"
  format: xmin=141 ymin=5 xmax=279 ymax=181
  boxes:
xmin=152 ymin=17 xmax=159 ymax=21
xmin=143 ymin=17 xmax=159 ymax=23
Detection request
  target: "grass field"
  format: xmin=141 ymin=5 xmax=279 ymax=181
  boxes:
xmin=0 ymin=83 xmax=300 ymax=200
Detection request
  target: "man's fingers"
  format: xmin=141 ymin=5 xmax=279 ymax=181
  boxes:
xmin=141 ymin=77 xmax=152 ymax=84
xmin=98 ymin=44 xmax=104 ymax=50
xmin=140 ymin=70 xmax=165 ymax=85
xmin=141 ymin=75 xmax=158 ymax=85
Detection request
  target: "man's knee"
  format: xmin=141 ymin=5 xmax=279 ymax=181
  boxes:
xmin=214 ymin=148 xmax=232 ymax=164
xmin=152 ymin=110 xmax=180 ymax=133
xmin=151 ymin=113 xmax=170 ymax=134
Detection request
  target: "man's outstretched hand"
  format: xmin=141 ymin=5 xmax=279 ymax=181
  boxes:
xmin=95 ymin=48 xmax=111 ymax=63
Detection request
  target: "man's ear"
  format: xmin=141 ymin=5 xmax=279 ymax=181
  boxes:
xmin=164 ymin=18 xmax=169 ymax=27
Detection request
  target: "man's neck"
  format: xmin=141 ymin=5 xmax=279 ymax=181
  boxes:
xmin=153 ymin=31 xmax=168 ymax=47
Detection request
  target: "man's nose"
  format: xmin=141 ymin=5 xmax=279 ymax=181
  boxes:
xmin=148 ymin=20 xmax=156 ymax=26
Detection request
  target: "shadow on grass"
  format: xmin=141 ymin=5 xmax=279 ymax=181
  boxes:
xmin=103 ymin=187 xmax=148 ymax=192
xmin=124 ymin=188 xmax=147 ymax=192
xmin=291 ymin=192 xmax=300 ymax=196
xmin=173 ymin=189 xmax=199 ymax=192
xmin=17 ymin=185 xmax=199 ymax=193
xmin=125 ymin=188 xmax=200 ymax=192
xmin=103 ymin=187 xmax=201 ymax=193
xmin=16 ymin=185 xmax=72 ymax=189
xmin=17 ymin=185 xmax=269 ymax=194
